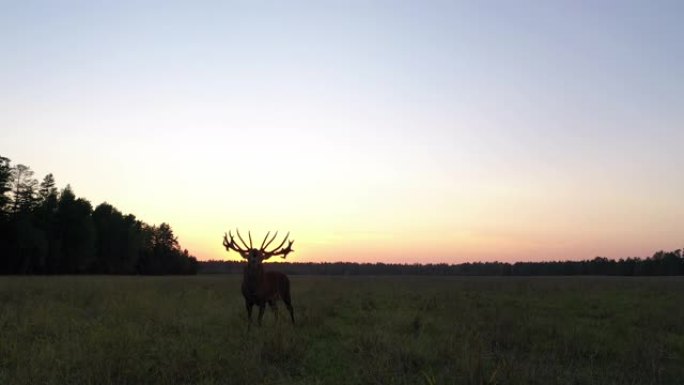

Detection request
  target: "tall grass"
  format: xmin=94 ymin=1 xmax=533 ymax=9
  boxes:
xmin=0 ymin=276 xmax=682 ymax=384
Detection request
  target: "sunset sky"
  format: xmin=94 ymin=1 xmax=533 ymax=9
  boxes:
xmin=1 ymin=1 xmax=682 ymax=263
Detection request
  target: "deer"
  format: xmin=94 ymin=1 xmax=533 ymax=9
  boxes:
xmin=222 ymin=229 xmax=295 ymax=329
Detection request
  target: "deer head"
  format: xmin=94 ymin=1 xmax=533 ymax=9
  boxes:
xmin=223 ymin=229 xmax=294 ymax=266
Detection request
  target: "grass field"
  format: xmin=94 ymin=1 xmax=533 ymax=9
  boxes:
xmin=0 ymin=275 xmax=683 ymax=385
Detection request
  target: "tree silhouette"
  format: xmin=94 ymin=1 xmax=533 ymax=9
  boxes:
xmin=0 ymin=154 xmax=198 ymax=275
xmin=10 ymin=164 xmax=39 ymax=214
xmin=0 ymin=156 xmax=11 ymax=214
xmin=201 ymin=250 xmax=684 ymax=277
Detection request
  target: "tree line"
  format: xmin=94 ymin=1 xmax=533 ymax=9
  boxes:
xmin=3 ymin=153 xmax=681 ymax=277
xmin=201 ymin=249 xmax=684 ymax=276
xmin=0 ymin=155 xmax=198 ymax=274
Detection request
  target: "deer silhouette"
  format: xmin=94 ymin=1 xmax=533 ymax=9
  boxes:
xmin=223 ymin=230 xmax=295 ymax=329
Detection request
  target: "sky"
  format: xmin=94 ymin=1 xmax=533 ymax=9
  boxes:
xmin=1 ymin=1 xmax=682 ymax=263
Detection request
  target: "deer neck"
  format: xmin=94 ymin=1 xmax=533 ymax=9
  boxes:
xmin=243 ymin=263 xmax=264 ymax=294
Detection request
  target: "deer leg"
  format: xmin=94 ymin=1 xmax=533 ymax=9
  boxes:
xmin=283 ymin=298 xmax=295 ymax=325
xmin=281 ymin=289 xmax=295 ymax=325
xmin=279 ymin=280 xmax=295 ymax=325
xmin=268 ymin=300 xmax=279 ymax=321
xmin=286 ymin=303 xmax=295 ymax=325
xmin=257 ymin=304 xmax=266 ymax=326
xmin=245 ymin=300 xmax=254 ymax=331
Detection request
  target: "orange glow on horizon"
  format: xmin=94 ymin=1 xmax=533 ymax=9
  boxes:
xmin=182 ymin=225 xmax=677 ymax=264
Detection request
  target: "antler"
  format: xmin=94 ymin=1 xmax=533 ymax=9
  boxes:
xmin=225 ymin=229 xmax=295 ymax=260
xmin=260 ymin=231 xmax=271 ymax=249
xmin=223 ymin=230 xmax=249 ymax=257
xmin=261 ymin=231 xmax=279 ymax=251
xmin=235 ymin=229 xmax=251 ymax=250
xmin=263 ymin=232 xmax=295 ymax=260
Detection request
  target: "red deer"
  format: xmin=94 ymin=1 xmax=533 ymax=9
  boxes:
xmin=223 ymin=229 xmax=295 ymax=329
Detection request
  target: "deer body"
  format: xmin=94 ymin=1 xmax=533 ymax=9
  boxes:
xmin=223 ymin=230 xmax=295 ymax=329
xmin=242 ymin=269 xmax=294 ymax=326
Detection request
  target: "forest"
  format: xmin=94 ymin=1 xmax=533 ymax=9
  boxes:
xmin=0 ymin=155 xmax=198 ymax=274
xmin=201 ymin=249 xmax=684 ymax=276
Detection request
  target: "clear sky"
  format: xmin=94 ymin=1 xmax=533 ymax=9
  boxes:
xmin=1 ymin=1 xmax=682 ymax=263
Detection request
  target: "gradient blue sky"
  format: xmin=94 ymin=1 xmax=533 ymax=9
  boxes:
xmin=1 ymin=1 xmax=682 ymax=262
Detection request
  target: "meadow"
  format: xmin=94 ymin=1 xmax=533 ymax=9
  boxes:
xmin=0 ymin=275 xmax=682 ymax=385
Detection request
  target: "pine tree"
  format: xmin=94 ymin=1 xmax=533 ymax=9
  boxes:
xmin=0 ymin=156 xmax=13 ymax=214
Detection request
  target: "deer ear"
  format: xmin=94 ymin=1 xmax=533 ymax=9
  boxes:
xmin=240 ymin=251 xmax=249 ymax=259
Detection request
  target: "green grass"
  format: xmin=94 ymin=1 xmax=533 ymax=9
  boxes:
xmin=0 ymin=275 xmax=682 ymax=384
